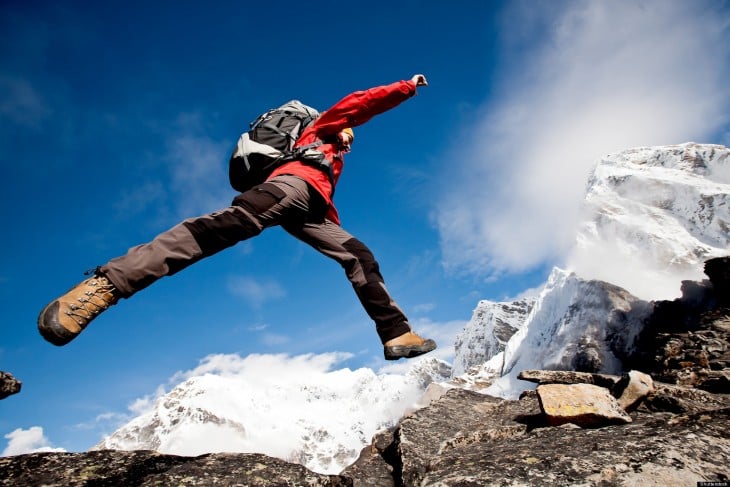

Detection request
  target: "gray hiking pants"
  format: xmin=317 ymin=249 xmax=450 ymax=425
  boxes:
xmin=100 ymin=175 xmax=410 ymax=343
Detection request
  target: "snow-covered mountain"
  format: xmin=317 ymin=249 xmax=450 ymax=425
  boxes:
xmin=94 ymin=353 xmax=450 ymax=474
xmin=451 ymin=298 xmax=534 ymax=377
xmin=453 ymin=142 xmax=729 ymax=397
xmin=467 ymin=268 xmax=654 ymax=398
xmin=571 ymin=143 xmax=730 ymax=299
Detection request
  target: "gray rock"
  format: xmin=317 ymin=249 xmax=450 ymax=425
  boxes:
xmin=632 ymin=258 xmax=730 ymax=393
xmin=340 ymin=429 xmax=396 ymax=487
xmin=394 ymin=387 xmax=729 ymax=486
xmin=518 ymin=369 xmax=623 ymax=390
xmin=397 ymin=389 xmax=538 ymax=487
xmin=641 ymin=381 xmax=730 ymax=414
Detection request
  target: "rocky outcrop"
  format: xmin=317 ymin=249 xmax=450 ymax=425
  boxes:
xmin=0 ymin=372 xmax=21 ymax=400
xmin=706 ymin=256 xmax=730 ymax=307
xmin=344 ymin=382 xmax=729 ymax=486
xmin=452 ymin=298 xmax=534 ymax=376
xmin=632 ymin=256 xmax=730 ymax=393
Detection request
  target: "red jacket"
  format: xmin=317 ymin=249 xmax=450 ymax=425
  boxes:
xmin=268 ymin=79 xmax=416 ymax=224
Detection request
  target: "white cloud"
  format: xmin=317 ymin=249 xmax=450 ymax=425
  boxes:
xmin=2 ymin=427 xmax=65 ymax=456
xmin=227 ymin=275 xmax=286 ymax=308
xmin=127 ymin=384 xmax=168 ymax=416
xmin=113 ymin=181 xmax=167 ymax=218
xmin=100 ymin=352 xmax=435 ymax=474
xmin=73 ymin=411 xmax=130 ymax=432
xmin=436 ymin=0 xmax=730 ymax=278
xmin=164 ymin=352 xmax=356 ymax=392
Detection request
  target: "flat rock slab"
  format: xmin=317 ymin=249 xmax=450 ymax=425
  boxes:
xmin=518 ymin=369 xmax=623 ymax=390
xmin=537 ymin=383 xmax=632 ymax=427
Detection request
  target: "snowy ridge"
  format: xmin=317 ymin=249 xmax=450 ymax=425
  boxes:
xmin=95 ymin=353 xmax=450 ymax=474
xmin=572 ymin=143 xmax=730 ymax=299
xmin=481 ymin=268 xmax=652 ymax=398
xmin=451 ymin=298 xmax=534 ymax=376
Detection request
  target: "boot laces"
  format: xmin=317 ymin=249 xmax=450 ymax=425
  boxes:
xmin=64 ymin=276 xmax=119 ymax=325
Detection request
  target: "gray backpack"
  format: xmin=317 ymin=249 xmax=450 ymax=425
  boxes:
xmin=229 ymin=100 xmax=325 ymax=193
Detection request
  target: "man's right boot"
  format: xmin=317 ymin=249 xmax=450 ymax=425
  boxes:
xmin=38 ymin=273 xmax=120 ymax=346
xmin=383 ymin=331 xmax=437 ymax=360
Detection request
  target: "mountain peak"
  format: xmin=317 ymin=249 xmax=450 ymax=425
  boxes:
xmin=572 ymin=142 xmax=730 ymax=300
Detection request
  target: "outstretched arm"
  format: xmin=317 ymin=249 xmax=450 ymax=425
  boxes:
xmin=312 ymin=74 xmax=429 ymax=137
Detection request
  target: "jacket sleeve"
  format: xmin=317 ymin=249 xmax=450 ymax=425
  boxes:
xmin=310 ymin=80 xmax=416 ymax=137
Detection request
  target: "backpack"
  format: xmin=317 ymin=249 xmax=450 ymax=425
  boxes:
xmin=228 ymin=100 xmax=322 ymax=193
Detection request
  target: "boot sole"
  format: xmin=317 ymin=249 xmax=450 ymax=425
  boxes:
xmin=38 ymin=301 xmax=78 ymax=347
xmin=383 ymin=340 xmax=437 ymax=361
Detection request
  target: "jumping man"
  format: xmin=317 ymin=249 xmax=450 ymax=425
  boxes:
xmin=38 ymin=74 xmax=437 ymax=361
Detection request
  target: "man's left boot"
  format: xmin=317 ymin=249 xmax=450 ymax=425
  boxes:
xmin=383 ymin=331 xmax=437 ymax=360
xmin=38 ymin=273 xmax=120 ymax=346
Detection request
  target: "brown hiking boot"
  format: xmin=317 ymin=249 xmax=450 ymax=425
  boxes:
xmin=383 ymin=331 xmax=437 ymax=360
xmin=38 ymin=273 xmax=120 ymax=346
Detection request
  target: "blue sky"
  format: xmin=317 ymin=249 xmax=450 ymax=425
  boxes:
xmin=1 ymin=0 xmax=729 ymax=454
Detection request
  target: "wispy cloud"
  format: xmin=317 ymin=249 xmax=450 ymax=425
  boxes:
xmin=435 ymin=0 xmax=730 ymax=278
xmin=113 ymin=181 xmax=167 ymax=218
xmin=0 ymin=76 xmax=51 ymax=128
xmin=163 ymin=112 xmax=232 ymax=218
xmin=227 ymin=275 xmax=287 ymax=308
xmin=261 ymin=333 xmax=291 ymax=346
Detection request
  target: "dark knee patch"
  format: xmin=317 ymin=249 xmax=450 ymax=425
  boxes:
xmin=183 ymin=183 xmax=289 ymax=256
xmin=342 ymin=238 xmax=383 ymax=282
xmin=183 ymin=208 xmax=261 ymax=257
xmin=231 ymin=183 xmax=286 ymax=214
